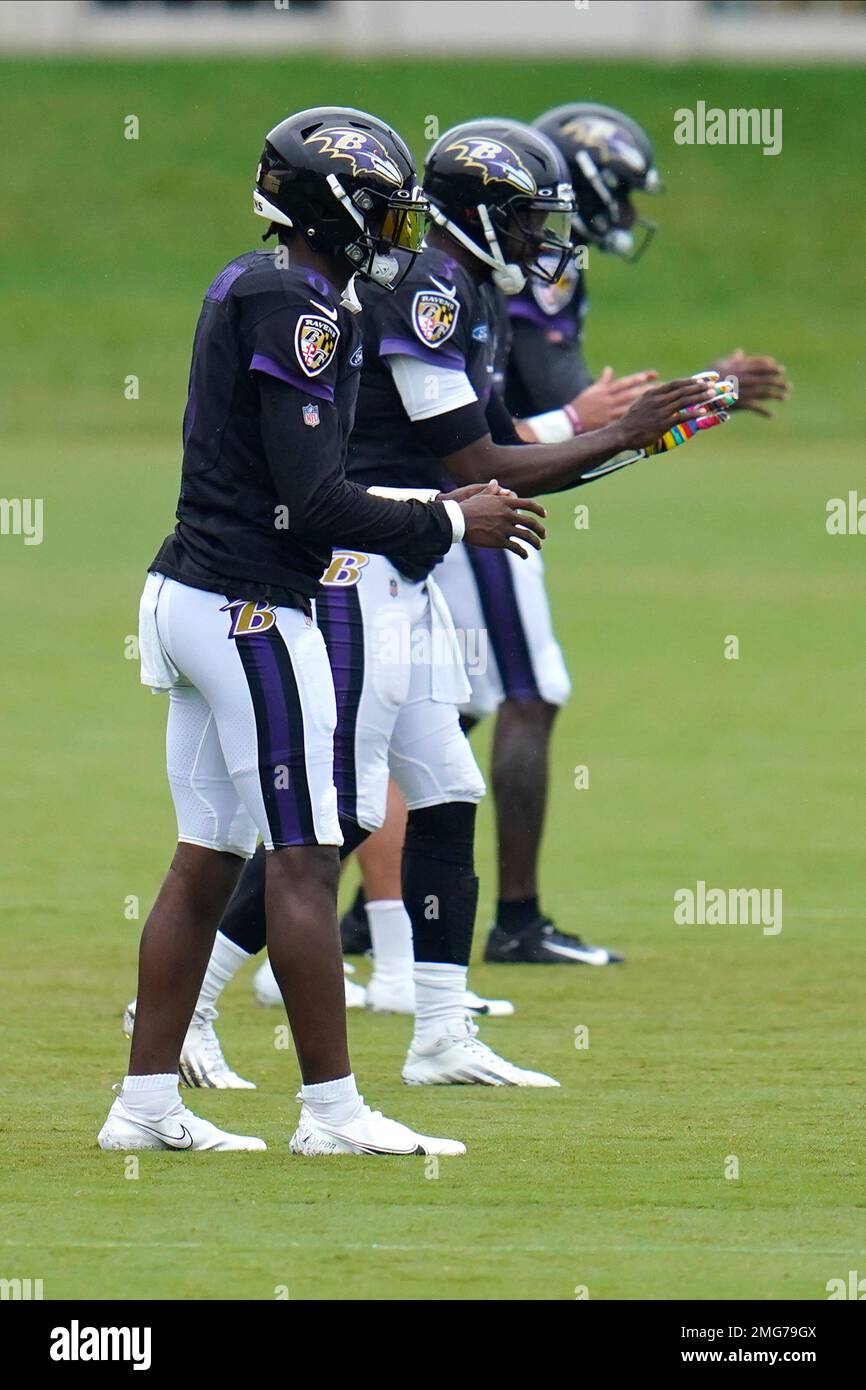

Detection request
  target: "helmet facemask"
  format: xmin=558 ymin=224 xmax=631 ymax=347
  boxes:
xmin=428 ymin=185 xmax=574 ymax=297
xmin=572 ymin=149 xmax=661 ymax=261
xmin=324 ymin=175 xmax=427 ymax=290
xmin=493 ymin=191 xmax=575 ymax=286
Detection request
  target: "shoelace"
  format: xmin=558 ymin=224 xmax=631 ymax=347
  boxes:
xmin=192 ymin=1009 xmax=230 ymax=1072
xmin=541 ymin=921 xmax=588 ymax=947
xmin=446 ymin=1016 xmax=497 ymax=1057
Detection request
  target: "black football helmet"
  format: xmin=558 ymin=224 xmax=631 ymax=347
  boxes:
xmin=423 ymin=119 xmax=574 ymax=295
xmin=534 ymin=103 xmax=662 ymax=260
xmin=253 ymin=106 xmax=427 ymax=290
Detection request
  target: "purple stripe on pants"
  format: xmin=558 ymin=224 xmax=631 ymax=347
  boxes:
xmin=465 ymin=547 xmax=540 ymax=701
xmin=241 ymin=630 xmax=304 ymax=846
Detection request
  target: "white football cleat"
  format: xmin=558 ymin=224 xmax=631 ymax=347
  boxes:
xmin=97 ymin=1092 xmax=266 ymax=1152
xmin=365 ymin=974 xmax=415 ymax=1014
xmin=464 ymin=988 xmax=515 ymax=1018
xmin=252 ymin=958 xmax=281 ymax=1007
xmin=253 ymin=958 xmax=366 ymax=1009
xmin=290 ymin=1098 xmax=465 ymax=1157
xmin=344 ymin=976 xmax=367 ymax=1008
xmin=122 ymin=1000 xmax=256 ymax=1090
xmin=402 ymin=1018 xmax=559 ymax=1087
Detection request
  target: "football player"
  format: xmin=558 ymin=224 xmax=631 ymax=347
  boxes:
xmin=344 ymin=103 xmax=790 ymax=973
xmin=98 ymin=106 xmax=550 ymax=1155
xmin=147 ymin=119 xmax=722 ymax=1088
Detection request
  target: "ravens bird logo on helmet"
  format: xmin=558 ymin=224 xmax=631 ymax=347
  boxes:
xmin=445 ymin=138 xmax=537 ymax=194
xmin=304 ymin=127 xmax=403 ymax=187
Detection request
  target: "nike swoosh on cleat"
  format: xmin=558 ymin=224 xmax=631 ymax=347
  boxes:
xmin=543 ymin=941 xmax=609 ymax=963
xmin=134 ymin=1122 xmax=195 ymax=1149
xmin=328 ymin=1140 xmax=429 ymax=1156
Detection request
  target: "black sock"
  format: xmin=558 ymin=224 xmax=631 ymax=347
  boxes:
xmin=218 ymin=820 xmax=368 ymax=957
xmin=496 ymin=896 xmax=540 ymax=932
xmin=402 ymin=802 xmax=478 ymax=966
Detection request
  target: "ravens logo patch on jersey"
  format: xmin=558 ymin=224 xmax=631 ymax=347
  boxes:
xmin=295 ymin=314 xmax=341 ymax=377
xmin=412 ymin=290 xmax=459 ymax=347
xmin=531 ymin=260 xmax=580 ymax=317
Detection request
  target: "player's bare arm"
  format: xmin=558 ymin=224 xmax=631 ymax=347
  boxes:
xmin=438 ymin=376 xmax=716 ymax=496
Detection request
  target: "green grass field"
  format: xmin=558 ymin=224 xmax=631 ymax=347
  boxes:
xmin=2 ymin=56 xmax=865 ymax=1302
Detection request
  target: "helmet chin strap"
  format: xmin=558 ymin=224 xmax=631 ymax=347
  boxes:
xmin=340 ymin=273 xmax=363 ymax=314
xmin=427 ymin=201 xmax=526 ymax=295
xmin=326 ymin=173 xmax=401 ymax=294
xmin=606 ymin=228 xmax=634 ymax=257
xmin=369 ymin=252 xmax=400 ymax=286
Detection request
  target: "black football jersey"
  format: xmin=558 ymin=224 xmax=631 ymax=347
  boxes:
xmin=504 ymin=261 xmax=593 ymax=417
xmin=151 ymin=253 xmax=452 ymax=606
xmin=347 ymin=245 xmax=502 ymax=491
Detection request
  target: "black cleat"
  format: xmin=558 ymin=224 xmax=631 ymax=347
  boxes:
xmin=340 ymin=888 xmax=372 ymax=956
xmin=483 ymin=917 xmax=625 ymax=966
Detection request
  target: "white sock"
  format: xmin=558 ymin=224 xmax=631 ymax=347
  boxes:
xmin=121 ymin=1073 xmax=180 ymax=1121
xmin=413 ymin=962 xmax=468 ymax=1046
xmin=367 ymin=899 xmax=414 ymax=990
xmin=300 ymin=1073 xmax=361 ymax=1127
xmin=196 ymin=932 xmax=250 ymax=1019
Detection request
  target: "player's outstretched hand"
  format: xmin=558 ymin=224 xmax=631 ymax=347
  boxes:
xmin=615 ymin=377 xmax=717 ymax=451
xmin=712 ymin=348 xmax=790 ymax=417
xmin=456 ymin=480 xmax=547 ymax=559
xmin=573 ymin=366 xmax=659 ymax=431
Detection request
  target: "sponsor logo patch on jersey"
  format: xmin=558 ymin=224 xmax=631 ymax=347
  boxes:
xmin=471 ymin=323 xmax=489 ymax=342
xmin=445 ymin=137 xmax=537 ymax=193
xmin=412 ymin=290 xmax=459 ymax=347
xmin=295 ymin=314 xmax=340 ymax=377
xmin=304 ymin=127 xmax=403 ymax=187
xmin=531 ymin=260 xmax=580 ymax=316
xmin=321 ymin=551 xmax=370 ymax=587
xmin=302 ymin=402 xmax=320 ymax=427
xmin=220 ymin=599 xmax=277 ymax=638
xmin=349 ymin=344 xmax=364 ymax=368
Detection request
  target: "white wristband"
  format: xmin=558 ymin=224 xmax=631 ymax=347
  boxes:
xmin=441 ymin=499 xmax=465 ymax=543
xmin=524 ymin=407 xmax=577 ymax=444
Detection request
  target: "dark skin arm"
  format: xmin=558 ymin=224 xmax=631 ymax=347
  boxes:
xmin=441 ymin=377 xmax=715 ymax=495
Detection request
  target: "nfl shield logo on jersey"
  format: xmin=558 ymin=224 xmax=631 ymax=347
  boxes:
xmin=412 ymin=290 xmax=459 ymax=347
xmin=302 ymin=402 xmax=320 ymax=428
xmin=295 ymin=314 xmax=340 ymax=377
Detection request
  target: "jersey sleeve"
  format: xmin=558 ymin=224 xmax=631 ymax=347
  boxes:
xmin=372 ymin=272 xmax=471 ymax=373
xmin=256 ymin=373 xmax=456 ymax=564
xmin=386 ymin=353 xmax=478 ymax=421
xmin=248 ymin=295 xmax=343 ymax=403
